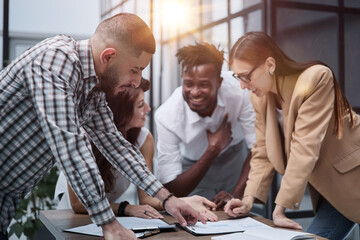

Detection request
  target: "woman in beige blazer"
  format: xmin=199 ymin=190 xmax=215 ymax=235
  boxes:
xmin=224 ymin=31 xmax=359 ymax=239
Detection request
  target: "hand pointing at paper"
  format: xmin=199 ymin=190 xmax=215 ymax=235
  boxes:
xmin=160 ymin=190 xmax=206 ymax=226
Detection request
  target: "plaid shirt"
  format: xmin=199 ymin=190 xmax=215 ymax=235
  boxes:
xmin=0 ymin=35 xmax=163 ymax=233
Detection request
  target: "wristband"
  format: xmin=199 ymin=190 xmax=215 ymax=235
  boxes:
xmin=162 ymin=193 xmax=174 ymax=209
xmin=117 ymin=201 xmax=129 ymax=216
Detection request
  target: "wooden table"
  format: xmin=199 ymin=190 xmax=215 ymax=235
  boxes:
xmin=39 ymin=209 xmax=327 ymax=239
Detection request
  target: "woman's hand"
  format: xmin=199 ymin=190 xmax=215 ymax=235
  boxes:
xmin=224 ymin=196 xmax=253 ymax=217
xmin=182 ymin=195 xmax=218 ymax=222
xmin=273 ymin=205 xmax=302 ymax=230
xmin=125 ymin=204 xmax=163 ymax=219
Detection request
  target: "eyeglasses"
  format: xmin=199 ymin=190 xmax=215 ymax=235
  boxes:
xmin=232 ymin=64 xmax=260 ymax=83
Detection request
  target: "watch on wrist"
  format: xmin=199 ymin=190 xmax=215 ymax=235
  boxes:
xmin=117 ymin=201 xmax=129 ymax=216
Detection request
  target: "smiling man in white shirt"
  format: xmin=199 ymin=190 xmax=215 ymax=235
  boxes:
xmin=155 ymin=42 xmax=256 ymax=210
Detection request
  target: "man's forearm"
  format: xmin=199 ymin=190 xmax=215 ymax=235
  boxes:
xmin=154 ymin=187 xmax=172 ymax=202
xmin=231 ymin=151 xmax=251 ymax=198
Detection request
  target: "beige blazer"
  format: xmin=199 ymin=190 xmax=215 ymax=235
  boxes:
xmin=244 ymin=64 xmax=360 ymax=223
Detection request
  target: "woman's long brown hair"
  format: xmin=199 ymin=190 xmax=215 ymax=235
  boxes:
xmin=92 ymin=78 xmax=150 ymax=192
xmin=230 ymin=31 xmax=355 ymax=139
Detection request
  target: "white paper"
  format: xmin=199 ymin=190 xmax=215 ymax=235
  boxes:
xmin=64 ymin=217 xmax=174 ymax=237
xmin=186 ymin=217 xmax=271 ymax=235
xmin=211 ymin=226 xmax=316 ymax=240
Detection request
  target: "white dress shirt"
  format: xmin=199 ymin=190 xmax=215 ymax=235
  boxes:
xmin=155 ymin=71 xmax=256 ymax=184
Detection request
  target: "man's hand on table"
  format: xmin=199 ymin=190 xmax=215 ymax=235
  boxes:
xmin=182 ymin=195 xmax=218 ymax=222
xmin=101 ymin=219 xmax=137 ymax=240
xmin=164 ymin=195 xmax=206 ymax=226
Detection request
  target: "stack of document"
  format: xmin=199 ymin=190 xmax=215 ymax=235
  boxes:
xmin=182 ymin=217 xmax=270 ymax=235
xmin=64 ymin=217 xmax=175 ymax=237
xmin=181 ymin=217 xmax=316 ymax=240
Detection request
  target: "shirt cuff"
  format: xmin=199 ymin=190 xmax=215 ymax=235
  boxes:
xmin=245 ymin=133 xmax=256 ymax=149
xmin=142 ymin=175 xmax=164 ymax=197
xmin=87 ymin=197 xmax=116 ymax=226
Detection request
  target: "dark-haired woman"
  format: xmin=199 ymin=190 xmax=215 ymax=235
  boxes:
xmin=224 ymin=32 xmax=359 ymax=239
xmin=55 ymin=79 xmax=217 ymax=221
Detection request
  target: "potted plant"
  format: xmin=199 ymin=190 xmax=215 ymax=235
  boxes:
xmin=9 ymin=166 xmax=59 ymax=239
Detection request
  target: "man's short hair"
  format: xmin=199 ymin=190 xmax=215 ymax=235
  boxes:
xmin=176 ymin=42 xmax=224 ymax=76
xmin=95 ymin=13 xmax=155 ymax=57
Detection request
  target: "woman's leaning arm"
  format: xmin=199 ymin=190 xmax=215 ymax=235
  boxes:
xmin=275 ymin=66 xmax=335 ymax=209
xmin=68 ymin=183 xmax=89 ymax=214
xmin=137 ymin=133 xmax=163 ymax=210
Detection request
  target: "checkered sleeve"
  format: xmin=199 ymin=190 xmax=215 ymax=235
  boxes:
xmin=22 ymin=49 xmax=115 ymax=226
xmin=83 ymin=97 xmax=163 ymax=197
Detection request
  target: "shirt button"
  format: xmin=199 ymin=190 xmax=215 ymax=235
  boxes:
xmin=294 ymin=202 xmax=300 ymax=208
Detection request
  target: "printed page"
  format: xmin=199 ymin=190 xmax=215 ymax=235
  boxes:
xmin=185 ymin=217 xmax=271 ymax=235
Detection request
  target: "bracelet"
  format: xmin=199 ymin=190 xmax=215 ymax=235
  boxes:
xmin=162 ymin=193 xmax=174 ymax=209
xmin=117 ymin=201 xmax=129 ymax=216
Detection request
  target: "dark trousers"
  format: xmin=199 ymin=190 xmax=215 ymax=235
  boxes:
xmin=0 ymin=232 xmax=8 ymax=240
xmin=307 ymin=198 xmax=355 ymax=240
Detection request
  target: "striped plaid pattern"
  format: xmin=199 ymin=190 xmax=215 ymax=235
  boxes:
xmin=0 ymin=35 xmax=162 ymax=234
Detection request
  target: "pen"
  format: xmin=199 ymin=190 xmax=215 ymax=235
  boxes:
xmin=138 ymin=229 xmax=160 ymax=239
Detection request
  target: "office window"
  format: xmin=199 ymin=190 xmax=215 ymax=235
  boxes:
xmin=245 ymin=9 xmax=262 ymax=32
xmin=231 ymin=0 xmax=261 ymax=14
xmin=121 ymin=1 xmax=135 ymax=12
xmin=202 ymin=0 xmax=228 ymax=25
xmin=243 ymin=0 xmax=262 ymax=9
xmin=231 ymin=17 xmax=245 ymax=47
xmin=161 ymin=41 xmax=180 ymax=100
xmin=135 ymin=0 xmax=150 ymax=26
xmin=203 ymin=23 xmax=229 ymax=70
xmin=179 ymin=32 xmax=201 ymax=48
xmin=230 ymin=0 xmax=244 ymax=14
xmin=178 ymin=0 xmax=201 ymax=35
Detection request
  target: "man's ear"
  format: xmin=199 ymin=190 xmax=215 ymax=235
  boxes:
xmin=99 ymin=48 xmax=116 ymax=64
xmin=217 ymin=76 xmax=223 ymax=88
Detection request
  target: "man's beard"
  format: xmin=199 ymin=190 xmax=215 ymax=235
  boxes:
xmin=98 ymin=65 xmax=119 ymax=99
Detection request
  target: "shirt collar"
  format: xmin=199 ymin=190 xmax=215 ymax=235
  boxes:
xmin=76 ymin=39 xmax=97 ymax=80
xmin=186 ymin=91 xmax=226 ymax=124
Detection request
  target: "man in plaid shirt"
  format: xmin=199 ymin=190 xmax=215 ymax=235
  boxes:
xmin=0 ymin=13 xmax=204 ymax=240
